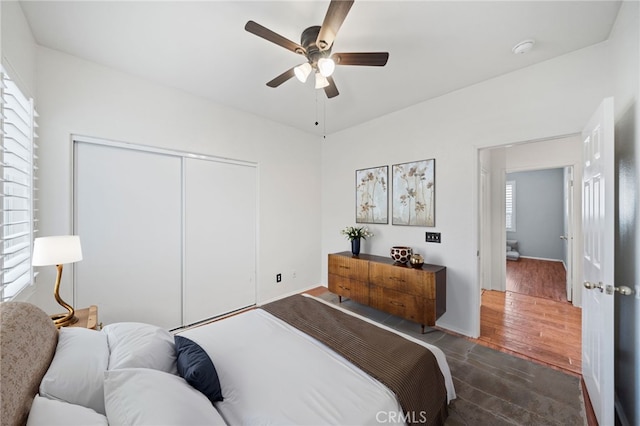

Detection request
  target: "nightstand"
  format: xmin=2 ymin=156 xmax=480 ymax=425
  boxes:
xmin=68 ymin=305 xmax=100 ymax=330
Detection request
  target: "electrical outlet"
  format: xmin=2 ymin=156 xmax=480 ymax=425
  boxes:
xmin=276 ymin=273 xmax=282 ymax=283
xmin=426 ymin=232 xmax=441 ymax=243
xmin=292 ymin=270 xmax=297 ymax=279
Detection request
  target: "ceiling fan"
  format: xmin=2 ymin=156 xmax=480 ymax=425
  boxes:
xmin=244 ymin=0 xmax=389 ymax=99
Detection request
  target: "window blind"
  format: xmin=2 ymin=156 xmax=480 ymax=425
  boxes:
xmin=1 ymin=67 xmax=38 ymax=301
xmin=505 ymin=180 xmax=516 ymax=232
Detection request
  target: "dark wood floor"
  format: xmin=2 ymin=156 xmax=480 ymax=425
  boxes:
xmin=506 ymin=258 xmax=568 ymax=302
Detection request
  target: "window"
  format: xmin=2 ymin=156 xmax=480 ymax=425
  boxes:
xmin=505 ymin=180 xmax=516 ymax=232
xmin=1 ymin=67 xmax=38 ymax=301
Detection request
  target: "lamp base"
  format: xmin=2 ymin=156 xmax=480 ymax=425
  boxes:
xmin=51 ymin=312 xmax=79 ymax=328
xmin=50 ymin=264 xmax=79 ymax=328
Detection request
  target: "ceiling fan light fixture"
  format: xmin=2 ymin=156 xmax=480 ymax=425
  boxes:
xmin=294 ymin=62 xmax=313 ymax=83
xmin=317 ymin=57 xmax=336 ymax=77
xmin=315 ymin=72 xmax=329 ymax=89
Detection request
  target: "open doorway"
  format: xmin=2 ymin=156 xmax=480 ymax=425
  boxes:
xmin=505 ymin=167 xmax=571 ymax=303
xmin=477 ymin=135 xmax=583 ymax=374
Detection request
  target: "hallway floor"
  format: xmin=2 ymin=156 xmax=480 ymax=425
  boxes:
xmin=478 ymin=258 xmax=582 ymax=375
xmin=506 ymin=258 xmax=568 ymax=302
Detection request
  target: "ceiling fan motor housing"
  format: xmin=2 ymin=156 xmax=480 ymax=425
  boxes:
xmin=300 ymin=26 xmax=332 ymax=66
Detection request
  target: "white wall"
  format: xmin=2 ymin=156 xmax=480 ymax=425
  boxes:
xmin=29 ymin=45 xmax=323 ymax=315
xmin=2 ymin=2 xmax=320 ymax=312
xmin=2 ymin=0 xmax=323 ymax=320
xmin=322 ymin=43 xmax=610 ymax=337
xmin=1 ymin=1 xmax=37 ymax=97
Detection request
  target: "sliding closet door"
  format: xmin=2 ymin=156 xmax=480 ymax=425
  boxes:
xmin=74 ymin=141 xmax=182 ymax=328
xmin=183 ymin=158 xmax=256 ymax=325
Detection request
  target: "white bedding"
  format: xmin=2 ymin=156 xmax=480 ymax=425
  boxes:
xmin=178 ymin=294 xmax=455 ymax=425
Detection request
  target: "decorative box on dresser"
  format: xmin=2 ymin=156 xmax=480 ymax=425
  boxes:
xmin=328 ymin=252 xmax=446 ymax=333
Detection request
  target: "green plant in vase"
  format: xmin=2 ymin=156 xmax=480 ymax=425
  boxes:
xmin=341 ymin=226 xmax=373 ymax=256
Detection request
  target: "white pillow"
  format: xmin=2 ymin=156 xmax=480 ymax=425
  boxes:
xmin=103 ymin=322 xmax=177 ymax=374
xmin=27 ymin=395 xmax=108 ymax=426
xmin=39 ymin=327 xmax=109 ymax=414
xmin=104 ymin=368 xmax=227 ymax=425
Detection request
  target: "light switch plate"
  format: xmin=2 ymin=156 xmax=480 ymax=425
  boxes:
xmin=426 ymin=232 xmax=441 ymax=243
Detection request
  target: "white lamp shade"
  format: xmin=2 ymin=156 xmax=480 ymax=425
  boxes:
xmin=315 ymin=72 xmax=329 ymax=89
xmin=317 ymin=58 xmax=335 ymax=77
xmin=294 ymin=62 xmax=312 ymax=83
xmin=32 ymin=236 xmax=83 ymax=266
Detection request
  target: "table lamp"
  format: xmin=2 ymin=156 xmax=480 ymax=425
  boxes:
xmin=32 ymin=235 xmax=83 ymax=327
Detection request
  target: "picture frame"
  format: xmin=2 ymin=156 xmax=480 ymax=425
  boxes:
xmin=355 ymin=166 xmax=388 ymax=224
xmin=392 ymin=159 xmax=435 ymax=227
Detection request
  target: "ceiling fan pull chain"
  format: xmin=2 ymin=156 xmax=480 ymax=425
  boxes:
xmin=315 ymin=90 xmax=319 ymax=127
xmin=323 ymin=97 xmax=327 ymax=138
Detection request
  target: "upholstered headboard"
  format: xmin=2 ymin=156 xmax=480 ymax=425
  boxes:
xmin=0 ymin=302 xmax=58 ymax=426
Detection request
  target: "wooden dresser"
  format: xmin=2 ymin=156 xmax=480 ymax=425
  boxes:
xmin=328 ymin=252 xmax=446 ymax=333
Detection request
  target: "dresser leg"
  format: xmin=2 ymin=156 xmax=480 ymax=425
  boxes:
xmin=339 ymin=295 xmax=342 ymax=303
xmin=421 ymin=324 xmax=425 ymax=334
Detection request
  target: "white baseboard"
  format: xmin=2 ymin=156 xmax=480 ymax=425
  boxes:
xmin=520 ymin=255 xmax=563 ymax=263
xmin=258 ymin=284 xmax=325 ymax=306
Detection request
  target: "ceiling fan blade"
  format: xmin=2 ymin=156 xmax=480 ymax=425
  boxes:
xmin=266 ymin=67 xmax=296 ymax=88
xmin=316 ymin=0 xmax=354 ymax=51
xmin=245 ymin=21 xmax=306 ymax=55
xmin=324 ymin=76 xmax=339 ymax=98
xmin=332 ymin=52 xmax=389 ymax=66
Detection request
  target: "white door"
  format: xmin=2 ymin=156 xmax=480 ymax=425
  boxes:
xmin=183 ymin=158 xmax=257 ymax=325
xmin=74 ymin=141 xmax=183 ymax=329
xmin=582 ymin=97 xmax=614 ymax=425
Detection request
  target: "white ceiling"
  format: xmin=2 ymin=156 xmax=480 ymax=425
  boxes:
xmin=20 ymin=0 xmax=621 ymax=136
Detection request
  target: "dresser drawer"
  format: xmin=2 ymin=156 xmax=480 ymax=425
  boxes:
xmin=369 ymin=285 xmax=425 ymax=323
xmin=328 ymin=274 xmax=369 ymax=304
xmin=369 ymin=262 xmax=435 ymax=298
xmin=328 ymin=254 xmax=369 ymax=280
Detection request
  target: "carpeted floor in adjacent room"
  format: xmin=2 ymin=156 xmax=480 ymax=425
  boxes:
xmin=315 ymin=292 xmax=586 ymax=426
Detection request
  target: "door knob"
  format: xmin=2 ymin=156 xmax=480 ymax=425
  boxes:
xmin=584 ymin=281 xmax=603 ymax=292
xmin=605 ymin=285 xmax=635 ymax=296
xmin=585 ymin=281 xmax=635 ymax=296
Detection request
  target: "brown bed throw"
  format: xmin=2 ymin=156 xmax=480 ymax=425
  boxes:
xmin=261 ymin=295 xmax=448 ymax=426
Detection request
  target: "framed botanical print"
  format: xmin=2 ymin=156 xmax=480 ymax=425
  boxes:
xmin=392 ymin=159 xmax=435 ymax=227
xmin=355 ymin=166 xmax=388 ymax=224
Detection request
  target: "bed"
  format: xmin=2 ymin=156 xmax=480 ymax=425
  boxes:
xmin=0 ymin=294 xmax=455 ymax=426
